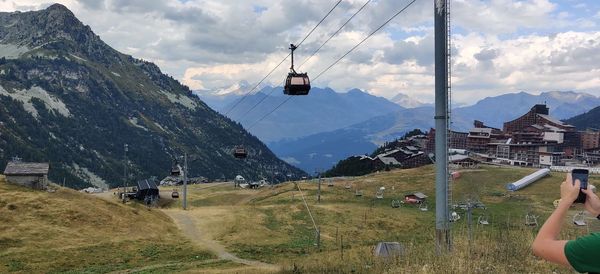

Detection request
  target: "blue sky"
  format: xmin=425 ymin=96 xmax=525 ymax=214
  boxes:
xmin=1 ymin=0 xmax=599 ymax=105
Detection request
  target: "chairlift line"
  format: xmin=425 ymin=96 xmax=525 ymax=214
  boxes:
xmin=312 ymin=0 xmax=418 ymax=82
xmin=238 ymin=0 xmax=370 ymax=119
xmin=247 ymin=96 xmax=295 ymax=130
xmin=298 ymin=0 xmax=372 ymax=69
xmin=223 ymin=53 xmax=291 ymax=116
xmin=243 ymin=0 xmax=418 ymax=129
xmin=223 ymin=0 xmax=343 ymax=116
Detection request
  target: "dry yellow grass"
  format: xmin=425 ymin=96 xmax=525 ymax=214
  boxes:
xmin=0 ymin=176 xmax=215 ymax=273
xmin=2 ymin=164 xmax=597 ymax=273
xmin=167 ymin=165 xmax=598 ymax=273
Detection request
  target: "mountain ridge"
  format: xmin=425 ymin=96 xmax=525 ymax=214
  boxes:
xmin=0 ymin=4 xmax=304 ymax=188
xmin=271 ymin=90 xmax=600 ymax=171
xmin=197 ymin=86 xmax=404 ymax=142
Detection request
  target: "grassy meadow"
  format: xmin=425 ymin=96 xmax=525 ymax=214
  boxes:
xmin=164 ymin=164 xmax=598 ymax=273
xmin=0 ymin=176 xmax=222 ymax=273
xmin=2 ymin=164 xmax=598 ymax=273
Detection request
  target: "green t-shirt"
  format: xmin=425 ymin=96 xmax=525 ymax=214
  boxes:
xmin=565 ymin=232 xmax=600 ymax=273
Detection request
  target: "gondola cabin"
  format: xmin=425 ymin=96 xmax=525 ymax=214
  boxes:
xmin=233 ymin=146 xmax=247 ymax=159
xmin=284 ymin=73 xmax=311 ymax=95
xmin=283 ymin=43 xmax=311 ymax=95
xmin=171 ymin=163 xmax=182 ymax=176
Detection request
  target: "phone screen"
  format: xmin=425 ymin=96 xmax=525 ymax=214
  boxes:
xmin=572 ymin=169 xmax=589 ymax=204
xmin=572 ymin=169 xmax=589 ymax=189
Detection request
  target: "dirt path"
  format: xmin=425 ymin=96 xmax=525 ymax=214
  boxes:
xmin=164 ymin=210 xmax=280 ymax=272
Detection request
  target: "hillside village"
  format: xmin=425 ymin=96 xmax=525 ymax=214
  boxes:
xmin=329 ymin=104 xmax=600 ymax=176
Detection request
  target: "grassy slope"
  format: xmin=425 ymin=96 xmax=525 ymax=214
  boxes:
xmin=2 ymin=165 xmax=597 ymax=273
xmin=167 ymin=165 xmax=600 ymax=273
xmin=0 ymin=176 xmax=216 ymax=273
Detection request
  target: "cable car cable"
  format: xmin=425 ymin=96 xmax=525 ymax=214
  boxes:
xmin=223 ymin=54 xmax=290 ymax=116
xmin=299 ymin=0 xmax=372 ymax=69
xmin=223 ymin=0 xmax=342 ymax=117
xmin=238 ymin=0 xmax=371 ymax=120
xmin=247 ymin=96 xmax=295 ymax=130
xmin=238 ymin=78 xmax=286 ymax=123
xmin=245 ymin=0 xmax=418 ymax=129
xmin=313 ymin=0 xmax=417 ymax=81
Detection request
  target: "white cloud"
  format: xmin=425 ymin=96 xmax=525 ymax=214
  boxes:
xmin=1 ymin=0 xmax=599 ymax=106
xmin=452 ymin=0 xmax=556 ymax=34
xmin=451 ymin=31 xmax=600 ymax=103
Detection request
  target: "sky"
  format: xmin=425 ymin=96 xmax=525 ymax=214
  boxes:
xmin=1 ymin=0 xmax=600 ymax=105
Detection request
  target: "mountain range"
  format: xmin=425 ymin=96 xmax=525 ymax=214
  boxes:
xmin=0 ymin=4 xmax=304 ymax=188
xmin=201 ymin=88 xmax=600 ymax=172
xmin=565 ymin=105 xmax=600 ymax=130
xmin=196 ymin=86 xmax=403 ymax=142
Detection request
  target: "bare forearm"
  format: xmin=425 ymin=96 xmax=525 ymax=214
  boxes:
xmin=537 ymin=201 xmax=570 ymax=241
xmin=532 ymin=201 xmax=571 ymax=266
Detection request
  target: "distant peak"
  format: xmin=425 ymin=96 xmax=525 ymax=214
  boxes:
xmin=46 ymin=3 xmax=73 ymax=13
xmin=347 ymin=88 xmax=364 ymax=94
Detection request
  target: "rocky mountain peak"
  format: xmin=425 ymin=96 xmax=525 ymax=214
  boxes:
xmin=0 ymin=3 xmax=113 ymax=62
xmin=46 ymin=3 xmax=75 ymax=15
xmin=0 ymin=4 xmax=305 ymax=188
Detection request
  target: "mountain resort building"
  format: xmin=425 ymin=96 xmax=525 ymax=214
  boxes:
xmin=3 ymin=160 xmax=50 ymax=190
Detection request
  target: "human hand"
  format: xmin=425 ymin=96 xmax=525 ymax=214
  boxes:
xmin=582 ymin=185 xmax=600 ymax=216
xmin=560 ymin=173 xmax=580 ymax=204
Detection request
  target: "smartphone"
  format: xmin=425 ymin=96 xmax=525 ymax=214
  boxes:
xmin=572 ymin=169 xmax=589 ymax=203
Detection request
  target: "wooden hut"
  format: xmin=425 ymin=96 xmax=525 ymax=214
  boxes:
xmin=3 ymin=161 xmax=49 ymax=190
xmin=136 ymin=178 xmax=159 ymax=204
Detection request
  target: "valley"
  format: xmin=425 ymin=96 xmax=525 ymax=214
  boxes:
xmin=3 ymin=164 xmax=594 ymax=273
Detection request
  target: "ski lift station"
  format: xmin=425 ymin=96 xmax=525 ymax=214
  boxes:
xmin=135 ymin=178 xmax=159 ymax=205
xmin=506 ymin=168 xmax=550 ymax=191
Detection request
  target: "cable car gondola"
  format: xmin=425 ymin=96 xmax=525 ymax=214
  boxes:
xmin=233 ymin=146 xmax=248 ymax=159
xmin=284 ymin=44 xmax=311 ymax=95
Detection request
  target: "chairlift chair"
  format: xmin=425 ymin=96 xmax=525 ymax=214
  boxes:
xmin=419 ymin=202 xmax=429 ymax=212
xmin=391 ymin=199 xmax=401 ymax=208
xmin=171 ymin=189 xmax=179 ymax=199
xmin=450 ymin=211 xmax=460 ymax=222
xmin=355 ymin=190 xmax=363 ymax=197
xmin=344 ymin=183 xmax=352 ymax=189
xmin=477 ymin=215 xmax=489 ymax=225
xmin=573 ymin=211 xmax=587 ymax=227
xmin=525 ymin=213 xmax=539 ymax=227
xmin=327 ymin=179 xmax=334 ymax=187
xmin=283 ymin=44 xmax=311 ymax=96
xmin=233 ymin=146 xmax=248 ymax=159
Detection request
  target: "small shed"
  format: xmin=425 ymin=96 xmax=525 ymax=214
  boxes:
xmin=136 ymin=178 xmax=159 ymax=204
xmin=404 ymin=192 xmax=427 ymax=204
xmin=171 ymin=164 xmax=182 ymax=176
xmin=3 ymin=161 xmax=49 ymax=190
xmin=373 ymin=242 xmax=405 ymax=258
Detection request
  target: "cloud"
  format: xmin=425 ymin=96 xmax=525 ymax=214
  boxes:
xmin=452 ymin=0 xmax=557 ymax=34
xmin=451 ymin=31 xmax=600 ymax=104
xmin=1 ymin=0 xmax=599 ymax=106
